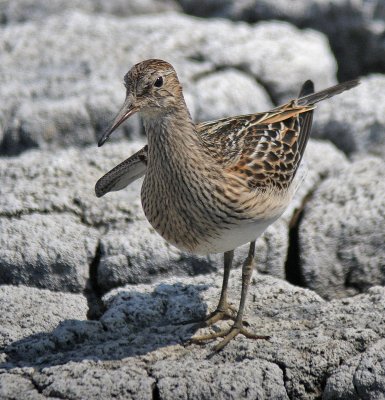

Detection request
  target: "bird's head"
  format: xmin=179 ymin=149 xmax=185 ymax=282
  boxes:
xmin=98 ymin=59 xmax=182 ymax=147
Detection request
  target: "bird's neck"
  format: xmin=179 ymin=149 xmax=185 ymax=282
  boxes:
xmin=139 ymin=98 xmax=221 ymax=253
xmin=141 ymin=101 xmax=206 ymax=172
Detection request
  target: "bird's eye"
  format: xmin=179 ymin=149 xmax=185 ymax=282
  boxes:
xmin=154 ymin=76 xmax=163 ymax=87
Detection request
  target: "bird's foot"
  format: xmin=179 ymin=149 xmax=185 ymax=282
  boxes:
xmin=191 ymin=322 xmax=270 ymax=352
xmin=176 ymin=304 xmax=236 ymax=327
xmin=198 ymin=304 xmax=237 ymax=328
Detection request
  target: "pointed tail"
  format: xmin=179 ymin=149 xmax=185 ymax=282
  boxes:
xmin=296 ymin=80 xmax=315 ymax=161
xmin=297 ymin=79 xmax=360 ymax=107
xmin=298 ymin=80 xmax=315 ymax=97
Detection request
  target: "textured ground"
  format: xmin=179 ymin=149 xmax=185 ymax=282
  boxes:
xmin=0 ymin=1 xmax=384 ymax=399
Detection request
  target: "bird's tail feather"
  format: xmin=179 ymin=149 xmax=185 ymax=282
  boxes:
xmin=297 ymin=79 xmax=360 ymax=107
xmin=298 ymin=80 xmax=315 ymax=98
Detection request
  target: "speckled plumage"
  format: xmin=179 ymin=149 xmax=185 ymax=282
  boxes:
xmin=96 ymin=59 xmax=359 ymax=350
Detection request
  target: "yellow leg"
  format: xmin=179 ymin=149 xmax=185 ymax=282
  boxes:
xmin=198 ymin=250 xmax=236 ymax=326
xmin=191 ymin=241 xmax=270 ymax=351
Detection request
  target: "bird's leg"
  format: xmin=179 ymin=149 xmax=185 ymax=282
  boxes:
xmin=199 ymin=250 xmax=236 ymax=327
xmin=180 ymin=251 xmax=236 ymax=327
xmin=213 ymin=240 xmax=270 ymax=351
xmin=191 ymin=241 xmax=269 ymax=351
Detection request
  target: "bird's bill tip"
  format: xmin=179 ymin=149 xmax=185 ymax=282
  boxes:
xmin=97 ymin=100 xmax=137 ymax=147
xmin=98 ymin=134 xmax=108 ymax=147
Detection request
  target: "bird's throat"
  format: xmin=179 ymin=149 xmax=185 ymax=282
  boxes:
xmin=141 ymin=106 xmax=205 ymax=175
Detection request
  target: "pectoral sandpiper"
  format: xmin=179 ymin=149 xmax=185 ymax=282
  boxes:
xmin=96 ymin=59 xmax=359 ymax=351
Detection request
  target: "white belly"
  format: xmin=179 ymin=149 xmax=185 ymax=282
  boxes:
xmin=192 ymin=215 xmax=281 ymax=255
xmin=190 ymin=166 xmax=308 ymax=255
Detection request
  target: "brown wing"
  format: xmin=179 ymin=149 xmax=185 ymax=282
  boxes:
xmin=226 ymin=117 xmax=306 ymax=191
xmin=196 ymin=80 xmax=321 ymax=191
xmin=197 ymin=107 xmax=314 ymax=191
xmin=197 ymin=113 xmax=271 ymax=166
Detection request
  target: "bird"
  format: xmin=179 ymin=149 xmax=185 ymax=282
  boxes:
xmin=96 ymin=59 xmax=359 ymax=351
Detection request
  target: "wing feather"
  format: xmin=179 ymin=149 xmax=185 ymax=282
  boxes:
xmin=95 ymin=145 xmax=147 ymax=197
xmin=196 ymin=81 xmax=318 ymax=191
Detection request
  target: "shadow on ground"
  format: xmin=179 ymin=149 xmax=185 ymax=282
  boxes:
xmin=2 ymin=282 xmax=209 ymax=370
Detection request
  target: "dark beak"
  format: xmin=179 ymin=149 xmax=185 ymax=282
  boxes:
xmin=98 ymin=97 xmax=138 ymax=147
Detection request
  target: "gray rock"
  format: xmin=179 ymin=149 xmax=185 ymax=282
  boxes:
xmin=0 ymin=0 xmax=180 ymax=23
xmin=295 ymin=139 xmax=349 ymax=205
xmin=193 ymin=69 xmax=273 ymax=122
xmin=178 ymin=0 xmax=385 ymax=81
xmin=100 ymin=277 xmax=209 ymax=333
xmin=0 ymin=142 xmax=144 ymax=292
xmin=313 ymin=74 xmax=385 ymax=156
xmin=281 ymin=138 xmax=349 ymax=218
xmin=0 ymin=373 xmax=48 ymax=400
xmin=299 ymin=156 xmax=385 ymax=299
xmin=0 ymin=141 xmax=145 ymax=227
xmin=323 ymin=355 xmax=362 ymax=400
xmin=2 ymin=272 xmax=385 ymax=399
xmin=0 ymin=285 xmax=87 ymax=348
xmin=0 ymin=214 xmax=98 ymax=292
xmin=179 ymin=0 xmax=354 ymax=21
xmin=9 ymin=98 xmax=96 ymax=150
xmin=0 ymin=11 xmax=336 ymax=154
xmin=353 ymin=338 xmax=385 ymax=399
xmin=31 ymin=361 xmax=155 ymax=400
xmin=151 ymin=358 xmax=289 ymax=399
xmin=195 ymin=19 xmax=336 ymax=103
xmin=324 ymin=315 xmax=385 ymax=399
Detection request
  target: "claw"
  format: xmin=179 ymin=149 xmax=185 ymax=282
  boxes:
xmin=214 ymin=326 xmax=270 ymax=352
xmin=191 ymin=323 xmax=269 ymax=351
xmin=198 ymin=305 xmax=237 ymax=328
